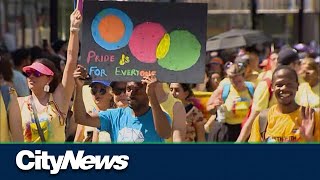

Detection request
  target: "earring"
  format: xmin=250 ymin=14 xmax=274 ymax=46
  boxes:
xmin=44 ymin=84 xmax=50 ymax=92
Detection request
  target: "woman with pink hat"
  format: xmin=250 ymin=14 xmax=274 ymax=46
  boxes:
xmin=17 ymin=10 xmax=82 ymax=142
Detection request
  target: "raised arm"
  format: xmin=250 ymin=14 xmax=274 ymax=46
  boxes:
xmin=73 ymin=65 xmax=100 ymax=128
xmin=236 ymin=110 xmax=260 ymax=142
xmin=142 ymin=76 xmax=171 ymax=139
xmin=54 ymin=10 xmax=82 ymax=112
xmin=172 ymin=102 xmax=187 ymax=142
xmin=206 ymin=86 xmax=223 ymax=114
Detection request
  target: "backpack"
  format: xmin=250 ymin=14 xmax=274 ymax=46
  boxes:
xmin=0 ymin=85 xmax=10 ymax=112
xmin=258 ymin=109 xmax=269 ymax=142
xmin=241 ymin=78 xmax=273 ymax=128
xmin=222 ymin=82 xmax=255 ymax=102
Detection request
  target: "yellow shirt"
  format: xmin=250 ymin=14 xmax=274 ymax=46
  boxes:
xmin=252 ymin=80 xmax=277 ymax=111
xmin=20 ymin=94 xmax=65 ymax=142
xmin=246 ymin=70 xmax=261 ymax=86
xmin=295 ymin=82 xmax=320 ymax=108
xmin=249 ymin=105 xmax=320 ymax=143
xmin=218 ymin=78 xmax=230 ymax=88
xmin=0 ymin=92 xmax=10 ymax=142
xmin=257 ymin=70 xmax=272 ymax=82
xmin=224 ymin=84 xmax=253 ymax=124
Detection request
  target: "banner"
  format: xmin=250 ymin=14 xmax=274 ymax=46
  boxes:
xmin=0 ymin=144 xmax=319 ymax=179
xmin=80 ymin=1 xmax=207 ymax=83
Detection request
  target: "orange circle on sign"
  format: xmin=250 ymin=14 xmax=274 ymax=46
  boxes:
xmin=98 ymin=15 xmax=125 ymax=43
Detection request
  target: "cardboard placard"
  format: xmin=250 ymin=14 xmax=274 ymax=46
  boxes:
xmin=81 ymin=1 xmax=207 ymax=83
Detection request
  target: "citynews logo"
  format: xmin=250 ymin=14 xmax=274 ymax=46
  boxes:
xmin=16 ymin=150 xmax=129 ymax=175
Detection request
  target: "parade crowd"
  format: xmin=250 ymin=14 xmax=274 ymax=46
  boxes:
xmin=0 ymin=10 xmax=319 ymax=143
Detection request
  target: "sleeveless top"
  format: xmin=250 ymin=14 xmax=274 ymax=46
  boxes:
xmin=20 ymin=94 xmax=66 ymax=142
xmin=160 ymin=93 xmax=181 ymax=142
xmin=223 ymin=84 xmax=253 ymax=124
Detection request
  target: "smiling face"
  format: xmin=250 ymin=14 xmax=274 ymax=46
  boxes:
xmin=272 ymin=68 xmax=299 ymax=105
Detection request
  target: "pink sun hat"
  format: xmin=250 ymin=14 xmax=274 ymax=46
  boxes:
xmin=22 ymin=62 xmax=54 ymax=76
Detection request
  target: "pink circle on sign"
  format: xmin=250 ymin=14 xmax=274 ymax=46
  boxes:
xmin=129 ymin=22 xmax=166 ymax=63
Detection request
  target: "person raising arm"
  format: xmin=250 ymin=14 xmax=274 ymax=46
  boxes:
xmin=74 ymin=67 xmax=171 ymax=142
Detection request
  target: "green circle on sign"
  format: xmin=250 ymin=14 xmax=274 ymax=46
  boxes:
xmin=158 ymin=30 xmax=201 ymax=71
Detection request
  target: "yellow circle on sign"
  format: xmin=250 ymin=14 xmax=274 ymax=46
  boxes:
xmin=156 ymin=33 xmax=170 ymax=60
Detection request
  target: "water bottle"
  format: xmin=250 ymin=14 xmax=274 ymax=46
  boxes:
xmin=216 ymin=105 xmax=226 ymax=123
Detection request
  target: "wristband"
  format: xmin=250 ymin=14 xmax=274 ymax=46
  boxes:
xmin=70 ymin=27 xmax=80 ymax=32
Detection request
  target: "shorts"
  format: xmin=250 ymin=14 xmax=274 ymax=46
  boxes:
xmin=207 ymin=121 xmax=241 ymax=142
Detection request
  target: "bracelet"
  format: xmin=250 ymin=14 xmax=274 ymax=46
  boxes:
xmin=70 ymin=27 xmax=80 ymax=32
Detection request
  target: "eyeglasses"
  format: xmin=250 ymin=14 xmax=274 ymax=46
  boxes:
xmin=224 ymin=61 xmax=246 ymax=70
xmin=91 ymin=87 xmax=107 ymax=95
xmin=25 ymin=70 xmax=44 ymax=78
xmin=112 ymin=88 xmax=126 ymax=95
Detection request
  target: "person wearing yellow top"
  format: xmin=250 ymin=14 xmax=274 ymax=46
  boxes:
xmin=17 ymin=10 xmax=81 ymax=142
xmin=237 ymin=48 xmax=302 ymax=142
xmin=296 ymin=58 xmax=320 ymax=108
xmin=155 ymin=83 xmax=186 ymax=142
xmin=0 ymin=85 xmax=23 ymax=142
xmin=207 ymin=63 xmax=254 ymax=142
xmin=249 ymin=66 xmax=320 ymax=143
xmin=220 ymin=54 xmax=261 ymax=88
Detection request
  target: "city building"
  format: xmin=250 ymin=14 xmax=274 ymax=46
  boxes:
xmin=0 ymin=0 xmax=318 ymax=50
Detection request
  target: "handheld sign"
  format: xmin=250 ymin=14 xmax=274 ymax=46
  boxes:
xmin=81 ymin=1 xmax=207 ymax=83
xmin=74 ymin=0 xmax=83 ymax=14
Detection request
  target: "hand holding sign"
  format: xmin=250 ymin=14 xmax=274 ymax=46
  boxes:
xmin=70 ymin=10 xmax=82 ymax=31
xmin=141 ymin=75 xmax=158 ymax=97
xmin=74 ymin=65 xmax=89 ymax=88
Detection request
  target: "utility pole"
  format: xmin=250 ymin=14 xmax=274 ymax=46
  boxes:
xmin=250 ymin=0 xmax=257 ymax=30
xmin=50 ymin=0 xmax=58 ymax=43
xmin=298 ymin=0 xmax=304 ymax=42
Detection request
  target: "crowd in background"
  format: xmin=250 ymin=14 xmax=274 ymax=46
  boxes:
xmin=0 ymin=10 xmax=319 ymax=143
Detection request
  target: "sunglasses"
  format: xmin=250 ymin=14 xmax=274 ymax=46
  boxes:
xmin=25 ymin=70 xmax=44 ymax=78
xmin=112 ymin=88 xmax=126 ymax=95
xmin=224 ymin=61 xmax=246 ymax=70
xmin=91 ymin=87 xmax=107 ymax=95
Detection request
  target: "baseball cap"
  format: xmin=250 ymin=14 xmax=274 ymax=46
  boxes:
xmin=89 ymin=80 xmax=111 ymax=87
xmin=22 ymin=62 xmax=54 ymax=76
xmin=278 ymin=47 xmax=299 ymax=65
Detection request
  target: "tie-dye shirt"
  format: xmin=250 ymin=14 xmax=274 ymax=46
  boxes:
xmin=20 ymin=94 xmax=65 ymax=142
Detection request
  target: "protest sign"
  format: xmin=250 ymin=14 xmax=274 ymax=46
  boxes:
xmin=81 ymin=1 xmax=207 ymax=83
